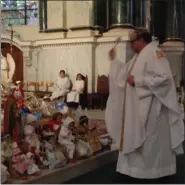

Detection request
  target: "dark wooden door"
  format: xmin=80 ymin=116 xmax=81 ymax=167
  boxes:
xmin=1 ymin=43 xmax=23 ymax=83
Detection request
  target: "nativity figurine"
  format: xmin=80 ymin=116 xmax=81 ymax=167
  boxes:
xmin=58 ymin=117 xmax=76 ymax=161
xmin=1 ymin=52 xmax=15 ymax=88
xmin=78 ymin=115 xmax=102 ymax=154
xmin=44 ymin=135 xmax=67 ymax=169
xmin=12 ymin=81 xmax=24 ymax=101
xmin=40 ymin=96 xmax=54 ymax=117
xmin=11 ymin=142 xmax=28 ymax=178
xmin=26 ymin=152 xmax=40 ymax=176
xmin=24 ymin=124 xmax=41 ymax=156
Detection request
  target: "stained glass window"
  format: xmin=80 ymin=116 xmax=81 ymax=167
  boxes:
xmin=1 ymin=0 xmax=38 ymax=25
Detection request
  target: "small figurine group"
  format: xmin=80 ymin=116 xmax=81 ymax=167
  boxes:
xmin=1 ymin=107 xmax=110 ymax=182
xmin=1 ymin=82 xmax=112 ymax=183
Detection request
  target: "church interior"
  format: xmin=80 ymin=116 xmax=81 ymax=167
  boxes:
xmin=1 ymin=0 xmax=185 ymax=184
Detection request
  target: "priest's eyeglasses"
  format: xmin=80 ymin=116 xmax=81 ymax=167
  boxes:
xmin=130 ymin=38 xmax=138 ymax=43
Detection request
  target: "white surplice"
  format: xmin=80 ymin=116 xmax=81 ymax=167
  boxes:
xmin=67 ymin=80 xmax=85 ymax=103
xmin=105 ymin=43 xmax=185 ymax=179
xmin=51 ymin=76 xmax=70 ymax=100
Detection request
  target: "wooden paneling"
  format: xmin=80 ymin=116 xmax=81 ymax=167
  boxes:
xmin=97 ymin=75 xmax=109 ymax=94
xmin=1 ymin=43 xmax=23 ymax=83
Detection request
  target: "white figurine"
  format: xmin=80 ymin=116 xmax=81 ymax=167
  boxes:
xmin=1 ymin=163 xmax=9 ymax=184
xmin=11 ymin=142 xmax=28 ymax=177
xmin=44 ymin=139 xmax=66 ymax=169
xmin=1 ymin=53 xmax=16 ymax=87
xmin=75 ymin=139 xmax=93 ymax=158
xmin=40 ymin=96 xmax=53 ymax=116
xmin=26 ymin=152 xmax=40 ymax=175
xmin=58 ymin=117 xmax=76 ymax=160
xmin=24 ymin=125 xmax=41 ymax=155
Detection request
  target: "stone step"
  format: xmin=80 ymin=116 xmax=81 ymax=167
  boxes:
xmin=10 ymin=149 xmax=118 ymax=184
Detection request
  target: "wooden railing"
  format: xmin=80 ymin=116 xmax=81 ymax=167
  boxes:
xmin=23 ymin=81 xmax=54 ymax=92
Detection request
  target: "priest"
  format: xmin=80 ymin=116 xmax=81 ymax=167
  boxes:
xmin=105 ymin=28 xmax=184 ymax=182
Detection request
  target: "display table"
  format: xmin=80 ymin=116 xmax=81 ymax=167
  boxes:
xmin=9 ymin=149 xmax=118 ymax=184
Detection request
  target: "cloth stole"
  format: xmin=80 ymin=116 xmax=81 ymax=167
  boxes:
xmin=119 ymin=57 xmax=137 ymax=152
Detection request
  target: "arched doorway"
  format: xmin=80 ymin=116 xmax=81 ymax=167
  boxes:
xmin=1 ymin=43 xmax=24 ymax=83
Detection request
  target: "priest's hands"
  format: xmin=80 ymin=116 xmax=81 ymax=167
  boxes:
xmin=109 ymin=48 xmax=116 ymax=61
xmin=127 ymin=74 xmax=135 ymax=87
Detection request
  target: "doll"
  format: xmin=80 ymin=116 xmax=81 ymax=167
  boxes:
xmin=75 ymin=138 xmax=93 ymax=159
xmin=11 ymin=142 xmax=28 ymax=178
xmin=12 ymin=81 xmax=24 ymax=101
xmin=40 ymin=96 xmax=53 ymax=117
xmin=24 ymin=124 xmax=42 ymax=166
xmin=44 ymin=135 xmax=67 ymax=169
xmin=39 ymin=154 xmax=49 ymax=169
xmin=78 ymin=115 xmax=102 ymax=154
xmin=58 ymin=117 xmax=76 ymax=161
xmin=26 ymin=152 xmax=40 ymax=175
xmin=71 ymin=119 xmax=93 ymax=159
xmin=44 ymin=143 xmax=57 ymax=170
xmin=42 ymin=124 xmax=55 ymax=139
xmin=48 ymin=112 xmax=63 ymax=132
xmin=24 ymin=124 xmax=41 ymax=155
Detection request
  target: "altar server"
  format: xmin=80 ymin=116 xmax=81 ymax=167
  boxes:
xmin=51 ymin=70 xmax=70 ymax=101
xmin=105 ymin=28 xmax=184 ymax=180
xmin=67 ymin=73 xmax=85 ymax=104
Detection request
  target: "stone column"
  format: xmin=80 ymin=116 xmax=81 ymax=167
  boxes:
xmin=39 ymin=0 xmax=48 ymax=31
xmin=67 ymin=1 xmax=102 ymax=38
xmin=165 ymin=0 xmax=185 ymax=39
xmin=93 ymin=0 xmax=107 ymax=29
xmin=160 ymin=0 xmax=185 ymax=88
xmin=104 ymin=0 xmax=134 ymax=37
xmin=110 ymin=0 xmax=134 ymax=28
xmin=22 ymin=47 xmax=32 ymax=91
xmin=133 ymin=0 xmax=147 ymax=28
xmin=160 ymin=40 xmax=185 ymax=88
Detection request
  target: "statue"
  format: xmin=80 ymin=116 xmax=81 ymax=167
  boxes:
xmin=1 ymin=52 xmax=16 ymax=88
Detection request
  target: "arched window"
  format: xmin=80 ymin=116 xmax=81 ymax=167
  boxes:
xmin=1 ymin=0 xmax=39 ymax=25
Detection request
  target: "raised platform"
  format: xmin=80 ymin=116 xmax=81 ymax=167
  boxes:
xmin=10 ymin=149 xmax=118 ymax=184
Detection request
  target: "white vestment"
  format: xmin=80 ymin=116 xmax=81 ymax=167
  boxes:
xmin=67 ymin=80 xmax=85 ymax=103
xmin=51 ymin=76 xmax=70 ymax=100
xmin=105 ymin=43 xmax=184 ymax=179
